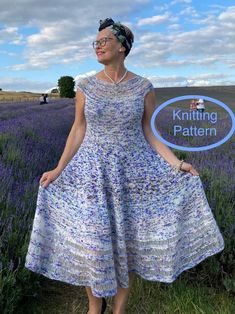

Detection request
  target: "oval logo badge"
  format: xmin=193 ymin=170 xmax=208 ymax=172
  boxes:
xmin=151 ymin=95 xmax=235 ymax=152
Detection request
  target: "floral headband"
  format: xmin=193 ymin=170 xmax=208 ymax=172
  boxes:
xmin=98 ymin=18 xmax=134 ymax=53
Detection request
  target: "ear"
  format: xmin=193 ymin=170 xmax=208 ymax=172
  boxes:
xmin=119 ymin=47 xmax=126 ymax=52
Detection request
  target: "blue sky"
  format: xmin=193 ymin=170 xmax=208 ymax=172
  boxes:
xmin=0 ymin=0 xmax=234 ymax=92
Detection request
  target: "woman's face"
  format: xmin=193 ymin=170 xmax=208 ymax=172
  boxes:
xmin=94 ymin=28 xmax=125 ymax=64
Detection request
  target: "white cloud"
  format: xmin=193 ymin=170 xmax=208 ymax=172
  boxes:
xmin=179 ymin=6 xmax=199 ymax=17
xmin=135 ymin=0 xmax=150 ymax=3
xmin=209 ymin=4 xmax=227 ymax=10
xmin=0 ymin=50 xmax=18 ymax=57
xmin=153 ymin=4 xmax=170 ymax=12
xmin=0 ymin=0 xmax=138 ymax=26
xmin=75 ymin=70 xmax=97 ymax=82
xmin=45 ymin=86 xmax=59 ymax=93
xmin=130 ymin=6 xmax=235 ymax=70
xmin=168 ymin=23 xmax=181 ymax=31
xmin=0 ymin=1 xmax=234 ymax=89
xmin=137 ymin=14 xmax=170 ymax=26
xmin=0 ymin=26 xmax=23 ymax=44
xmin=7 ymin=32 xmax=96 ymax=70
xmin=7 ymin=4 xmax=233 ymax=72
xmin=0 ymin=0 xmax=147 ymax=71
xmin=170 ymin=0 xmax=192 ymax=5
xmin=218 ymin=6 xmax=235 ymax=20
xmin=146 ymin=73 xmax=232 ymax=87
xmin=0 ymin=77 xmax=55 ymax=92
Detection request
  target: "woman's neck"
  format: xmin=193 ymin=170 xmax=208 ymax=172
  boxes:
xmin=103 ymin=65 xmax=127 ymax=81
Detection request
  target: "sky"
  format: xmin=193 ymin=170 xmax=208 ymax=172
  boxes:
xmin=0 ymin=0 xmax=235 ymax=92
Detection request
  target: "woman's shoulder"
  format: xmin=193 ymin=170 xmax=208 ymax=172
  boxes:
xmin=76 ymin=76 xmax=91 ymax=94
xmin=139 ymin=75 xmax=155 ymax=88
xmin=138 ymin=75 xmax=153 ymax=83
xmin=76 ymin=76 xmax=89 ymax=85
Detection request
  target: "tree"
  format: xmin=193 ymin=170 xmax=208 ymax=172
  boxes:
xmin=57 ymin=76 xmax=75 ymax=98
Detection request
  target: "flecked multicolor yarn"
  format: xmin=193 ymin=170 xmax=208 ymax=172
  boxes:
xmin=25 ymin=74 xmax=224 ymax=297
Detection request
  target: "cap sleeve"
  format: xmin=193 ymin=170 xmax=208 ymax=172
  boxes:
xmin=76 ymin=77 xmax=89 ymax=95
xmin=143 ymin=78 xmax=155 ymax=98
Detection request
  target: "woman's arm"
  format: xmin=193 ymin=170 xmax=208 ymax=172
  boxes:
xmin=56 ymin=89 xmax=86 ymax=172
xmin=142 ymin=89 xmax=199 ymax=176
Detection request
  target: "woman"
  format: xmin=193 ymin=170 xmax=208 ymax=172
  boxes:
xmin=197 ymin=98 xmax=205 ymax=112
xmin=190 ymin=99 xmax=197 ymax=111
xmin=25 ymin=18 xmax=224 ymax=314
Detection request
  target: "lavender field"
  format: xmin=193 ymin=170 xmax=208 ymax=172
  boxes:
xmin=0 ymin=88 xmax=234 ymax=313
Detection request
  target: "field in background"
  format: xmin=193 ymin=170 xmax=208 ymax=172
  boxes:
xmin=154 ymin=85 xmax=235 ymax=108
xmin=0 ymin=85 xmax=234 ymax=314
xmin=0 ymin=91 xmax=60 ymax=102
xmin=0 ymin=85 xmax=234 ymax=103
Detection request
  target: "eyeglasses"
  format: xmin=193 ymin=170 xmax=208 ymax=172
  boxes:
xmin=92 ymin=37 xmax=114 ymax=49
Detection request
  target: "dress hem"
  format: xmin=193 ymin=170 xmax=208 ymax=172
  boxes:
xmin=24 ymin=242 xmax=224 ymax=298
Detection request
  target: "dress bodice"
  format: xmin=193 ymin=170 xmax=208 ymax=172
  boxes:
xmin=76 ymin=74 xmax=155 ymax=148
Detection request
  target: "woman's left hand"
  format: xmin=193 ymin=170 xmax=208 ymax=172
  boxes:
xmin=180 ymin=162 xmax=200 ymax=176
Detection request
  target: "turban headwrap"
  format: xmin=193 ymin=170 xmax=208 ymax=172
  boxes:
xmin=98 ymin=18 xmax=134 ymax=56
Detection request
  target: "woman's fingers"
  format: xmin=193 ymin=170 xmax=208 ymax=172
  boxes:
xmin=40 ymin=175 xmax=46 ymax=184
xmin=189 ymin=165 xmax=199 ymax=176
xmin=41 ymin=179 xmax=50 ymax=188
xmin=39 ymin=169 xmax=60 ymax=188
xmin=40 ymin=174 xmax=48 ymax=187
xmin=191 ymin=168 xmax=199 ymax=176
xmin=181 ymin=162 xmax=199 ymax=176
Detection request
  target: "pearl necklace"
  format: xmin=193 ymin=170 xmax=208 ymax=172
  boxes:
xmin=103 ymin=68 xmax=128 ymax=84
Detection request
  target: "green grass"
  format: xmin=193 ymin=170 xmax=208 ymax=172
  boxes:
xmin=0 ymin=133 xmax=11 ymax=155
xmin=16 ymin=274 xmax=235 ymax=314
xmin=3 ymin=143 xmax=24 ymax=166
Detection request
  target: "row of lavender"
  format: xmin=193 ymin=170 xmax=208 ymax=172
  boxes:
xmin=0 ymin=99 xmax=234 ymax=313
xmin=0 ymin=99 xmax=75 ymax=313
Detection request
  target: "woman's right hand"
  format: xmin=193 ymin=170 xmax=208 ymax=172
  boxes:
xmin=39 ymin=168 xmax=62 ymax=188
